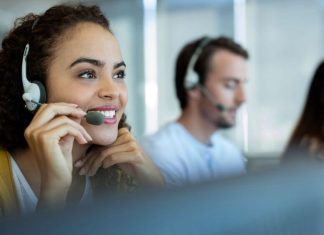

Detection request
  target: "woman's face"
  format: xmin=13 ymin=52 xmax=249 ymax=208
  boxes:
xmin=46 ymin=22 xmax=127 ymax=146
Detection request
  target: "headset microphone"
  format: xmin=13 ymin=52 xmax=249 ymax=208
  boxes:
xmin=22 ymin=94 xmax=105 ymax=126
xmin=85 ymin=112 xmax=105 ymax=125
xmin=184 ymin=37 xmax=226 ymax=112
xmin=21 ymin=93 xmax=106 ymax=126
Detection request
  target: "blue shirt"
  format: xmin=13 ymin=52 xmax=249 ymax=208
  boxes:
xmin=141 ymin=122 xmax=246 ymax=187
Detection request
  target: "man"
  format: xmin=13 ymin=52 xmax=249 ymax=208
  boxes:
xmin=142 ymin=36 xmax=249 ymax=186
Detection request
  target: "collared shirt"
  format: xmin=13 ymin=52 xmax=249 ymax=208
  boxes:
xmin=141 ymin=122 xmax=246 ymax=187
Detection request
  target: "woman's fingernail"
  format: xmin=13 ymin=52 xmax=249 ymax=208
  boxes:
xmin=79 ymin=109 xmax=87 ymax=115
xmin=74 ymin=160 xmax=83 ymax=168
xmin=81 ymin=137 xmax=88 ymax=144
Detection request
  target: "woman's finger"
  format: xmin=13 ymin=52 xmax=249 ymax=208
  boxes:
xmin=109 ymin=128 xmax=135 ymax=147
xmin=88 ymin=143 xmax=138 ymax=176
xmin=103 ymin=152 xmax=140 ymax=168
xmin=37 ymin=115 xmax=92 ymax=141
xmin=37 ymin=123 xmax=89 ymax=146
xmin=74 ymin=156 xmax=88 ymax=168
xmin=31 ymin=103 xmax=86 ymax=129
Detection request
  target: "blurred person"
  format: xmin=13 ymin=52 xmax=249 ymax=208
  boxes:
xmin=142 ymin=36 xmax=249 ymax=186
xmin=0 ymin=4 xmax=164 ymax=216
xmin=284 ymin=61 xmax=324 ymax=160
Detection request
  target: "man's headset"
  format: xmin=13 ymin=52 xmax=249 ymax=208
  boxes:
xmin=183 ymin=37 xmax=226 ymax=112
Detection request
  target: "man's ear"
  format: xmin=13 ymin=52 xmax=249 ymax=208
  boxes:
xmin=187 ymin=87 xmax=201 ymax=101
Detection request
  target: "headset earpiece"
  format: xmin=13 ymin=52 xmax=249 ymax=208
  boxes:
xmin=33 ymin=80 xmax=47 ymax=103
xmin=22 ymin=81 xmax=46 ymax=112
xmin=21 ymin=43 xmax=47 ymax=112
xmin=184 ymin=37 xmax=211 ymax=90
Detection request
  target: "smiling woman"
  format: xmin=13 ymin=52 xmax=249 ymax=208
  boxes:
xmin=0 ymin=4 xmax=164 ymax=217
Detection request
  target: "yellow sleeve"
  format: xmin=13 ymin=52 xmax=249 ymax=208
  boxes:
xmin=0 ymin=150 xmax=19 ymax=216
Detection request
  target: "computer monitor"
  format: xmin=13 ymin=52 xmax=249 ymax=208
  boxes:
xmin=2 ymin=159 xmax=324 ymax=235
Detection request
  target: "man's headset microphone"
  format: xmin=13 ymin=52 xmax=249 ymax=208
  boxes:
xmin=21 ymin=22 xmax=106 ymax=126
xmin=184 ymin=37 xmax=226 ymax=112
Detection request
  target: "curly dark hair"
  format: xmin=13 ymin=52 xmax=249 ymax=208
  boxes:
xmin=0 ymin=4 xmax=129 ymax=151
xmin=175 ymin=36 xmax=249 ymax=110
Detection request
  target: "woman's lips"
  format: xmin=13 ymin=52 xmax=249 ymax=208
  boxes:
xmin=104 ymin=116 xmax=117 ymax=124
xmin=88 ymin=105 xmax=118 ymax=112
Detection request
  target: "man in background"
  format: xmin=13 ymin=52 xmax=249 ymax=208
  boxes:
xmin=142 ymin=36 xmax=249 ymax=186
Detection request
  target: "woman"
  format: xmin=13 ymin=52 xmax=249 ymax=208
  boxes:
xmin=284 ymin=61 xmax=324 ymax=160
xmin=0 ymin=4 xmax=163 ymax=216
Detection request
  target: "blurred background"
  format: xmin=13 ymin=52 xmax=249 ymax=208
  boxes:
xmin=1 ymin=0 xmax=323 ymax=170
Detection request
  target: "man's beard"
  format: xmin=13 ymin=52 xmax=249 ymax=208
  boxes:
xmin=215 ymin=117 xmax=235 ymax=129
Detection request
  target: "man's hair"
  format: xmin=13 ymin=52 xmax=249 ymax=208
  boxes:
xmin=175 ymin=36 xmax=249 ymax=110
xmin=0 ymin=4 xmax=111 ymax=151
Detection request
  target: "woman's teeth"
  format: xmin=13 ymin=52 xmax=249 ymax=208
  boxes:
xmin=96 ymin=110 xmax=116 ymax=118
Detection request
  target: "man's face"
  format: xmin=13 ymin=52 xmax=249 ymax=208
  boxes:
xmin=199 ymin=49 xmax=247 ymax=129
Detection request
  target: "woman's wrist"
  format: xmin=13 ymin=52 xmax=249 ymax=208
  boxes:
xmin=37 ymin=181 xmax=71 ymax=210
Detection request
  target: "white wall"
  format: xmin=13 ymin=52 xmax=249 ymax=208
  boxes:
xmin=246 ymin=0 xmax=324 ymax=156
xmin=1 ymin=0 xmax=324 ymax=157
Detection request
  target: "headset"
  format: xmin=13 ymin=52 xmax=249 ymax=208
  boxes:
xmin=20 ymin=19 xmax=105 ymax=125
xmin=184 ymin=37 xmax=211 ymax=90
xmin=183 ymin=37 xmax=225 ymax=112
xmin=21 ymin=18 xmax=47 ymax=112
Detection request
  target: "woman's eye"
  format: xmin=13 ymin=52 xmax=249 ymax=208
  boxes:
xmin=79 ymin=70 xmax=96 ymax=79
xmin=113 ymin=70 xmax=126 ymax=80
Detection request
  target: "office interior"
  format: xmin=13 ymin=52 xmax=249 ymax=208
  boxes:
xmin=0 ymin=0 xmax=323 ymax=170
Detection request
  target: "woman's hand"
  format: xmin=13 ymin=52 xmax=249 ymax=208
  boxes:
xmin=76 ymin=127 xmax=164 ymax=187
xmin=24 ymin=103 xmax=92 ymax=207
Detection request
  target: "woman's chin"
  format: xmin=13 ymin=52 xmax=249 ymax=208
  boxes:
xmin=91 ymin=133 xmax=118 ymax=146
xmin=83 ymin=124 xmax=119 ymax=146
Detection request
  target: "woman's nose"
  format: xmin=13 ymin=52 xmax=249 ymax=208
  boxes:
xmin=98 ymin=77 xmax=119 ymax=100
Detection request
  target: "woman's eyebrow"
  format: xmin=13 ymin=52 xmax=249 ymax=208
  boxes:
xmin=114 ymin=61 xmax=126 ymax=69
xmin=69 ymin=57 xmax=105 ymax=68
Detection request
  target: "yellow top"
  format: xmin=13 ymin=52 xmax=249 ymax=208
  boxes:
xmin=0 ymin=149 xmax=136 ymax=217
xmin=0 ymin=149 xmax=19 ymax=216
